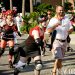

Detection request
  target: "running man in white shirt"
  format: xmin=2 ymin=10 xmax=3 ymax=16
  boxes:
xmin=46 ymin=5 xmax=73 ymax=75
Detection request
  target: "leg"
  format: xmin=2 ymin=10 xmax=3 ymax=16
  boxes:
xmin=13 ymin=46 xmax=27 ymax=64
xmin=41 ymin=41 xmax=46 ymax=56
xmin=8 ymin=46 xmax=14 ymax=68
xmin=51 ymin=43 xmax=63 ymax=75
xmin=8 ymin=40 xmax=14 ymax=68
xmin=0 ymin=39 xmax=7 ymax=57
xmin=27 ymin=57 xmax=31 ymax=65
xmin=52 ymin=59 xmax=62 ymax=75
xmin=14 ymin=47 xmax=28 ymax=75
xmin=57 ymin=59 xmax=62 ymax=69
xmin=14 ymin=56 xmax=28 ymax=75
xmin=57 ymin=59 xmax=62 ymax=74
xmin=41 ymin=46 xmax=46 ymax=56
xmin=33 ymin=56 xmax=42 ymax=75
xmin=67 ymin=43 xmax=70 ymax=52
xmin=13 ymin=47 xmax=20 ymax=64
xmin=52 ymin=59 xmax=58 ymax=75
xmin=0 ymin=48 xmax=5 ymax=57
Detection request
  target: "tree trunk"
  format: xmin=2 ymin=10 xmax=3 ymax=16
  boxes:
xmin=22 ymin=0 xmax=25 ymax=17
xmin=10 ymin=0 xmax=13 ymax=10
xmin=30 ymin=0 xmax=33 ymax=13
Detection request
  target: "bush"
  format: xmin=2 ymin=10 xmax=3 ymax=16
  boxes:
xmin=34 ymin=3 xmax=54 ymax=15
xmin=64 ymin=2 xmax=73 ymax=12
xmin=20 ymin=13 xmax=38 ymax=33
xmin=20 ymin=3 xmax=54 ymax=34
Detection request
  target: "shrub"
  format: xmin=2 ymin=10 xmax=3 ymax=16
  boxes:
xmin=20 ymin=3 xmax=54 ymax=33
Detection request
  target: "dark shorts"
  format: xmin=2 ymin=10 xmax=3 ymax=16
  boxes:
xmin=19 ymin=47 xmax=41 ymax=57
xmin=2 ymin=37 xmax=14 ymax=41
xmin=2 ymin=34 xmax=14 ymax=41
xmin=18 ymin=36 xmax=41 ymax=57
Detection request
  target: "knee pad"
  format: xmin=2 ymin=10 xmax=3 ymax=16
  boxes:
xmin=9 ymin=47 xmax=14 ymax=55
xmin=0 ymin=48 xmax=5 ymax=56
xmin=35 ymin=60 xmax=43 ymax=71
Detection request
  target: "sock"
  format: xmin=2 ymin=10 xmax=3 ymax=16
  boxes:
xmin=16 ymin=60 xmax=25 ymax=68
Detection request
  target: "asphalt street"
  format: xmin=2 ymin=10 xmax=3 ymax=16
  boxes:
xmin=0 ymin=34 xmax=75 ymax=75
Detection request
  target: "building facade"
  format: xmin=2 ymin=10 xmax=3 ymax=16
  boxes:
xmin=1 ymin=0 xmax=75 ymax=13
xmin=41 ymin=0 xmax=75 ymax=9
xmin=41 ymin=0 xmax=62 ymax=8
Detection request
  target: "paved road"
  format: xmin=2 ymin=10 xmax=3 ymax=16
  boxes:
xmin=0 ymin=34 xmax=75 ymax=75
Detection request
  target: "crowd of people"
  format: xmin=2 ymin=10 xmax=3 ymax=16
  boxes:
xmin=0 ymin=5 xmax=75 ymax=75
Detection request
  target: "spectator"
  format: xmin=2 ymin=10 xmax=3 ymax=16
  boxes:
xmin=65 ymin=10 xmax=74 ymax=52
xmin=15 ymin=13 xmax=23 ymax=34
xmin=44 ymin=9 xmax=52 ymax=50
xmin=46 ymin=9 xmax=52 ymax=25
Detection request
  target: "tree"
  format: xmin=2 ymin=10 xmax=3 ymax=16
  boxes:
xmin=30 ymin=0 xmax=33 ymax=13
xmin=64 ymin=2 xmax=73 ymax=12
xmin=22 ymin=0 xmax=25 ymax=17
xmin=10 ymin=0 xmax=13 ymax=10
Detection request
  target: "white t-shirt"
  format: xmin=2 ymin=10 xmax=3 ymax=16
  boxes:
xmin=47 ymin=17 xmax=73 ymax=40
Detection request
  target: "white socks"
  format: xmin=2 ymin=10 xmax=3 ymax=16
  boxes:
xmin=16 ymin=60 xmax=25 ymax=68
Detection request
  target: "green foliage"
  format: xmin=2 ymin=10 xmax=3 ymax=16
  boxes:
xmin=22 ymin=15 xmax=30 ymax=24
xmin=29 ymin=12 xmax=40 ymax=20
xmin=20 ymin=13 xmax=38 ymax=33
xmin=20 ymin=24 xmax=29 ymax=33
xmin=20 ymin=15 xmax=30 ymax=33
xmin=34 ymin=3 xmax=54 ymax=15
xmin=64 ymin=2 xmax=73 ymax=12
xmin=20 ymin=3 xmax=54 ymax=34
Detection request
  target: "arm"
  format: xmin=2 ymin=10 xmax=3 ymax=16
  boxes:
xmin=46 ymin=23 xmax=60 ymax=33
xmin=68 ymin=21 xmax=74 ymax=34
xmin=17 ymin=31 xmax=21 ymax=37
xmin=32 ymin=30 xmax=42 ymax=46
xmin=68 ymin=28 xmax=74 ymax=34
xmin=13 ymin=25 xmax=21 ymax=37
xmin=46 ymin=18 xmax=60 ymax=33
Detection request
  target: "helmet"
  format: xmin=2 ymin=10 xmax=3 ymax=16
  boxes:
xmin=38 ymin=15 xmax=47 ymax=22
xmin=5 ymin=10 xmax=13 ymax=16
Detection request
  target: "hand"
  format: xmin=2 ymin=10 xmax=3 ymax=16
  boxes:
xmin=17 ymin=32 xmax=21 ymax=37
xmin=52 ymin=23 xmax=60 ymax=30
xmin=55 ymin=23 xmax=60 ymax=27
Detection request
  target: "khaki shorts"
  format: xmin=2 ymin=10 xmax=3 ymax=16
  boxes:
xmin=52 ymin=47 xmax=64 ymax=59
xmin=52 ymin=39 xmax=67 ymax=59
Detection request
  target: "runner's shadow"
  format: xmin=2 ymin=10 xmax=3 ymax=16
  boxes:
xmin=0 ymin=70 xmax=13 ymax=75
xmin=0 ymin=63 xmax=8 ymax=66
xmin=65 ymin=52 xmax=75 ymax=57
xmin=63 ymin=57 xmax=75 ymax=61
